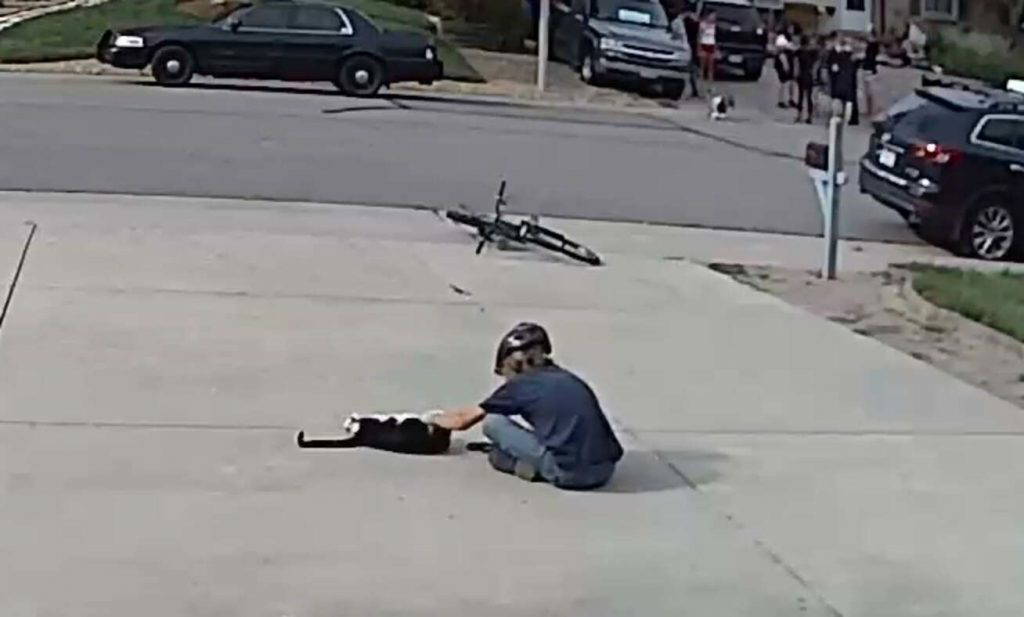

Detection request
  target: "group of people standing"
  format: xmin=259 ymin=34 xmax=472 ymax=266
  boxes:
xmin=771 ymin=24 xmax=880 ymax=125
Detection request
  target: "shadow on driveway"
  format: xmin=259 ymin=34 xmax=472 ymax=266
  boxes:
xmin=600 ymin=448 xmax=728 ymax=494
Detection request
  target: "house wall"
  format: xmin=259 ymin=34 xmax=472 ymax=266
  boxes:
xmin=878 ymin=0 xmax=915 ymax=36
xmin=781 ymin=0 xmax=872 ymax=33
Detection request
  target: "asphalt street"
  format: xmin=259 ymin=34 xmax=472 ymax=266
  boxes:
xmin=0 ymin=72 xmax=915 ymax=242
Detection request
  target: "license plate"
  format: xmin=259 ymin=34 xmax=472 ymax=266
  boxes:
xmin=728 ymin=54 xmax=743 ymax=64
xmin=878 ymin=149 xmax=897 ymax=168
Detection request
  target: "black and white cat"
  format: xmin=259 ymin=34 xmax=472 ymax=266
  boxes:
xmin=296 ymin=411 xmax=451 ymax=455
xmin=708 ymin=91 xmax=735 ymax=120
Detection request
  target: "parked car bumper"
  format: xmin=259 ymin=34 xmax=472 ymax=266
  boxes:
xmin=859 ymin=157 xmax=959 ymax=240
xmin=714 ymin=45 xmax=765 ymax=73
xmin=96 ymin=44 xmax=149 ymax=70
xmin=387 ymin=58 xmax=443 ymax=85
xmin=595 ymin=55 xmax=689 ymax=83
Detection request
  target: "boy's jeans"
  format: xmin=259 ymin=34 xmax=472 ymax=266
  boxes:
xmin=482 ymin=414 xmax=615 ymax=490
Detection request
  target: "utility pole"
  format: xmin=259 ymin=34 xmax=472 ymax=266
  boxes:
xmin=536 ymin=0 xmax=550 ymax=91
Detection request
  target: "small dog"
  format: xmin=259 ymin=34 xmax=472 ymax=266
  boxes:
xmin=707 ymin=91 xmax=735 ymax=120
xmin=296 ymin=411 xmax=451 ymax=455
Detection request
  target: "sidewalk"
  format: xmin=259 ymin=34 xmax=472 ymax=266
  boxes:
xmin=2 ymin=193 xmax=1023 ymax=617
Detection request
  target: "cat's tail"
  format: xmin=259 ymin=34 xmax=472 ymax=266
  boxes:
xmin=295 ymin=430 xmax=361 ymax=449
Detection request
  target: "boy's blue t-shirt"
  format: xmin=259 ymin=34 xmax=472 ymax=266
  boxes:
xmin=480 ymin=365 xmax=624 ymax=469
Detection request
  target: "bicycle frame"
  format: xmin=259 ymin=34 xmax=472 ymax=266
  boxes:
xmin=448 ymin=179 xmax=602 ymax=267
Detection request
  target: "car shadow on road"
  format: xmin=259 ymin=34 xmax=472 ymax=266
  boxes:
xmin=131 ymin=79 xmax=543 ymax=110
xmin=599 ymin=448 xmax=727 ymax=494
xmin=132 ymin=79 xmax=341 ymax=98
xmin=380 ymin=92 xmax=530 ymax=109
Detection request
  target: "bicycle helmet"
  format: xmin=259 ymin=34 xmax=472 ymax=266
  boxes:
xmin=494 ymin=322 xmax=552 ymax=375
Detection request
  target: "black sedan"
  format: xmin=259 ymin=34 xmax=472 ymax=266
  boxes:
xmin=96 ymin=0 xmax=442 ymax=96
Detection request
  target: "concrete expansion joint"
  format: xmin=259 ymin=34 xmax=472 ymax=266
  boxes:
xmin=619 ymin=425 xmax=847 ymax=617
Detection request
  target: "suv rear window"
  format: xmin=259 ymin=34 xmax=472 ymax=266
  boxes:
xmin=884 ymin=93 xmax=929 ymax=120
xmin=885 ymin=93 xmax=974 ymax=142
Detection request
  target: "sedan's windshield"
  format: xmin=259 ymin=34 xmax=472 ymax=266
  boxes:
xmin=592 ymin=0 xmax=668 ymax=28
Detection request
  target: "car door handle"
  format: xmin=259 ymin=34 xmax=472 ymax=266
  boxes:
xmin=1010 ymin=163 xmax=1024 ymax=173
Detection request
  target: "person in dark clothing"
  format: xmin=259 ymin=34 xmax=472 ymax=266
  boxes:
xmin=431 ymin=323 xmax=624 ymax=490
xmin=670 ymin=3 xmax=701 ymax=98
xmin=794 ymin=35 xmax=818 ymax=123
xmin=861 ymin=30 xmax=880 ymax=118
xmin=773 ymin=26 xmax=795 ymax=108
xmin=682 ymin=9 xmax=702 ymax=97
xmin=827 ymin=35 xmax=859 ymax=125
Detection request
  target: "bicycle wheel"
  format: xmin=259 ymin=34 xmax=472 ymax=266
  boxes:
xmin=521 ymin=222 xmax=603 ymax=266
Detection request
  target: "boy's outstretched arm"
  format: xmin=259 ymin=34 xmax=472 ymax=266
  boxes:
xmin=431 ymin=406 xmax=486 ymax=431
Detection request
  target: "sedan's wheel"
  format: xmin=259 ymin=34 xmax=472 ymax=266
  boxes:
xmin=961 ymin=200 xmax=1018 ymax=261
xmin=336 ymin=55 xmax=384 ymax=97
xmin=151 ymin=45 xmax=194 ymax=87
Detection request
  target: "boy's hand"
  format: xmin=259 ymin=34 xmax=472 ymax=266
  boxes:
xmin=419 ymin=409 xmax=445 ymax=424
xmin=429 ymin=407 xmax=486 ymax=431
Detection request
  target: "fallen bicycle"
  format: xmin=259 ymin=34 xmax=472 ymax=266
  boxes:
xmin=443 ymin=180 xmax=602 ymax=267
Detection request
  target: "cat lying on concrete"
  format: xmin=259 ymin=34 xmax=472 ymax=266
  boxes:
xmin=296 ymin=411 xmax=450 ymax=455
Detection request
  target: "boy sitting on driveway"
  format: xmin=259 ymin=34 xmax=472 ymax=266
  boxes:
xmin=431 ymin=323 xmax=623 ymax=490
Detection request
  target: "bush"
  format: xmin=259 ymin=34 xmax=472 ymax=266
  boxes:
xmin=930 ymin=29 xmax=1024 ymax=86
xmin=383 ymin=0 xmax=428 ymax=10
xmin=427 ymin=0 xmax=529 ymax=51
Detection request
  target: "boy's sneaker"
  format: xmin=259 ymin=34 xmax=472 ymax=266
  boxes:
xmin=513 ymin=460 xmax=539 ymax=482
xmin=466 ymin=441 xmax=493 ymax=453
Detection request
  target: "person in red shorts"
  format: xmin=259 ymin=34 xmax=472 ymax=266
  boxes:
xmin=698 ymin=10 xmax=717 ymax=82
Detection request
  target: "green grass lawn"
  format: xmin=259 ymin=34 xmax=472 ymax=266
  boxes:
xmin=910 ymin=265 xmax=1024 ymax=344
xmin=0 ymin=0 xmax=481 ymax=81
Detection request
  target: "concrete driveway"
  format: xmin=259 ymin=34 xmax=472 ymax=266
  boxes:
xmin=1 ymin=193 xmax=1022 ymax=616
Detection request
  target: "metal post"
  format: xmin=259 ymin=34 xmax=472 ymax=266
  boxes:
xmin=537 ymin=0 xmax=550 ymax=91
xmin=823 ymin=116 xmax=843 ymax=280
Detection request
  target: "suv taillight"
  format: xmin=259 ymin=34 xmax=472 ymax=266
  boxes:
xmin=912 ymin=142 xmax=962 ymax=165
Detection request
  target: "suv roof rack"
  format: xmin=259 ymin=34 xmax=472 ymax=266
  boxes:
xmin=915 ymin=87 xmax=972 ymax=111
xmin=919 ymin=74 xmax=1024 ymax=112
xmin=987 ymin=100 xmax=1024 ymax=112
xmin=920 ymin=74 xmax=986 ymax=93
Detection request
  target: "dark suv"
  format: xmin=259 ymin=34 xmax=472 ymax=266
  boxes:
xmin=696 ymin=0 xmax=767 ymax=80
xmin=860 ymin=80 xmax=1024 ymax=261
xmin=550 ymin=0 xmax=692 ymax=98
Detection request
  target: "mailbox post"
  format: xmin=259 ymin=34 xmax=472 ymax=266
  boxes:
xmin=804 ymin=116 xmax=845 ymax=280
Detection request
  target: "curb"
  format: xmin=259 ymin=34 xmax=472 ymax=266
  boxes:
xmin=0 ymin=60 xmax=673 ymax=115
